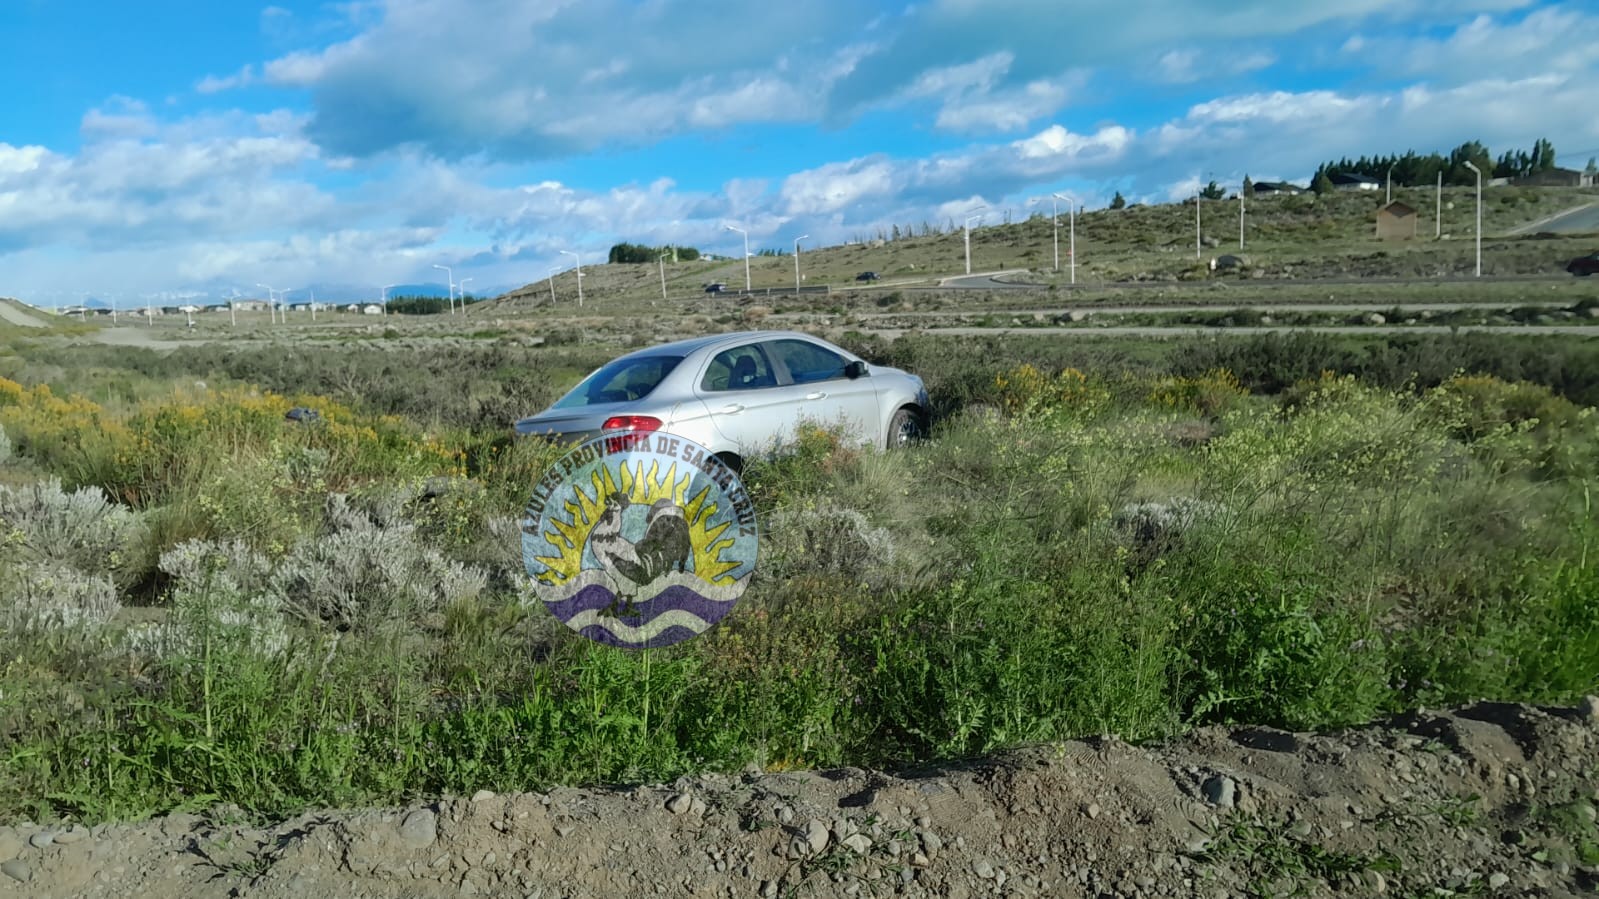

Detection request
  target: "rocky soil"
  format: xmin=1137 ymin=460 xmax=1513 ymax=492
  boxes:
xmin=3 ymin=700 xmax=1598 ymax=899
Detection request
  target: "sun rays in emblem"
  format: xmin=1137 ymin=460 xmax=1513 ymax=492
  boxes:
xmin=534 ymin=459 xmax=741 ymax=587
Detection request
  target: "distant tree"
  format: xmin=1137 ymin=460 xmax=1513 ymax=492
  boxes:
xmin=1241 ymin=174 xmax=1254 ymax=196
xmin=610 ymin=242 xmax=700 ymax=264
xmin=1587 ymin=157 xmax=1598 ymax=178
xmin=891 ymin=224 xmax=901 ymax=241
xmin=1312 ymin=170 xmax=1335 ymax=195
xmin=387 ymin=296 xmax=451 ymax=315
xmin=1533 ymin=138 xmax=1557 ymax=173
xmin=1109 ymin=191 xmax=1127 ymax=210
xmin=1447 ymin=141 xmax=1493 ymax=186
xmin=1200 ymin=180 xmax=1226 ymax=200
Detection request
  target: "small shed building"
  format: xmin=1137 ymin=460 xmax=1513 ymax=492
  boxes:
xmin=1376 ymin=201 xmax=1418 ymax=241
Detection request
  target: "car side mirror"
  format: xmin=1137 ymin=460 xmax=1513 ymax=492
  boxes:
xmin=845 ymin=360 xmax=868 ymax=379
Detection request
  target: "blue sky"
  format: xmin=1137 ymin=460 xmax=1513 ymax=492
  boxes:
xmin=2 ymin=0 xmax=1597 ymax=304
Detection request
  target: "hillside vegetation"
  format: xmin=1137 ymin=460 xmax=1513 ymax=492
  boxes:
xmin=489 ymin=185 xmax=1598 ymax=312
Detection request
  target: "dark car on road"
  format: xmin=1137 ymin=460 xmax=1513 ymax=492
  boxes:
xmin=855 ymin=271 xmax=880 ymax=282
xmin=1568 ymin=253 xmax=1599 ymax=277
xmin=704 ymin=282 xmax=726 ymax=293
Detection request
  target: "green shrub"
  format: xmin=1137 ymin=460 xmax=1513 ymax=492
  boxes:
xmin=1175 ymin=559 xmax=1388 ymax=729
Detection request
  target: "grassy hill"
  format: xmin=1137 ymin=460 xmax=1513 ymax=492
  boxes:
xmin=483 ymin=185 xmax=1598 ymax=315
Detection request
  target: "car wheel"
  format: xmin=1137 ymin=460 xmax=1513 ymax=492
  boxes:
xmin=886 ymin=407 xmax=925 ymax=449
xmin=713 ymin=452 xmax=744 ymax=475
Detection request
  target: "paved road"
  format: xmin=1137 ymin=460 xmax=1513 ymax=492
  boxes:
xmin=862 ymin=324 xmax=1599 ymax=340
xmin=1512 ymin=202 xmax=1599 ymax=235
xmin=925 ymin=272 xmax=1578 ymax=292
xmin=827 ymin=300 xmax=1579 ymax=322
xmin=0 ymin=299 xmax=50 ymax=328
xmin=937 ymin=271 xmax=1034 ymax=290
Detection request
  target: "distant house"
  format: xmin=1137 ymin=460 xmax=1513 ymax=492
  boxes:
xmin=1376 ymin=201 xmax=1418 ymax=241
xmin=1250 ymin=181 xmax=1303 ymax=196
xmin=1332 ymin=172 xmax=1382 ymax=191
xmin=1515 ymin=167 xmax=1591 ymax=188
xmin=361 ymin=304 xmax=383 ymax=315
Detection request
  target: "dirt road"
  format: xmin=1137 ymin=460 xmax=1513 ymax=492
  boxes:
xmin=0 ymin=300 xmax=50 ymax=329
xmin=2 ymin=701 xmax=1596 ymax=898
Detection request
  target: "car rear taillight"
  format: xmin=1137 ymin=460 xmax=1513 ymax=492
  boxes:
xmin=601 ymin=415 xmax=663 ymax=432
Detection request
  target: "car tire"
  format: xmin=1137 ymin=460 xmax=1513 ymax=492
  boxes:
xmin=886 ymin=407 xmax=925 ymax=449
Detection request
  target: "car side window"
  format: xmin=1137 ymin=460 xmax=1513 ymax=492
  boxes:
xmin=768 ymin=339 xmax=849 ymax=385
xmin=700 ymin=345 xmax=777 ymax=392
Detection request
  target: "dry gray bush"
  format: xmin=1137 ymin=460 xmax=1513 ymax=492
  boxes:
xmin=0 ymin=478 xmax=147 ymax=587
xmin=0 ymin=561 xmax=119 ymax=634
xmin=764 ymin=500 xmax=903 ymax=585
xmin=140 ymin=539 xmax=291 ymax=657
xmin=273 ymin=494 xmax=486 ymax=632
xmin=1112 ymin=497 xmax=1226 ymax=567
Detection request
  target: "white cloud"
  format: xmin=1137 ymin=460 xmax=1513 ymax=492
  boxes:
xmin=258 ymin=0 xmax=866 ymax=158
xmin=0 ymin=112 xmax=327 ymax=256
xmin=1011 ymin=124 xmax=1132 ymax=162
xmin=781 ymin=159 xmax=898 ymax=215
xmin=80 ymin=97 xmax=158 ymax=141
xmin=1342 ymin=7 xmax=1599 ymax=80
xmin=197 ymin=66 xmax=257 ymax=94
xmin=1155 ymin=48 xmax=1276 ymax=84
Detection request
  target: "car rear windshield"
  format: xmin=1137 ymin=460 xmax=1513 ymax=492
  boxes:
xmin=551 ymin=355 xmax=685 ymax=409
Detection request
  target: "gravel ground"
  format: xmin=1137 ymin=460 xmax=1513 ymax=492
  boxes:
xmin=3 ymin=699 xmax=1597 ymax=898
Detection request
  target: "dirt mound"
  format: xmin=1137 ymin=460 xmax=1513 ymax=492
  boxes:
xmin=4 ymin=701 xmax=1597 ymax=898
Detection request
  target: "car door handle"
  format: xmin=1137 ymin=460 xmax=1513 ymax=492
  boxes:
xmin=805 ymin=392 xmax=828 ymax=401
xmin=720 ymin=403 xmax=745 ymax=414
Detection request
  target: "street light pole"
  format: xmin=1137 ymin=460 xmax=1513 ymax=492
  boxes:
xmin=1463 ymin=161 xmax=1482 ymax=277
xmin=1239 ymin=188 xmax=1246 ymax=250
xmin=458 ymin=278 xmax=473 ymax=313
xmin=1386 ymin=164 xmax=1394 ymax=204
xmin=658 ymin=251 xmax=670 ymax=302
xmin=1195 ymin=186 xmax=1202 ymax=260
xmin=256 ymin=283 xmax=277 ymax=325
xmin=560 ymin=250 xmax=583 ymax=306
xmin=381 ymin=284 xmax=399 ymax=316
xmin=432 ymin=264 xmax=454 ymax=314
xmin=1050 ymin=194 xmax=1075 ymax=283
xmin=547 ymin=267 xmax=559 ymax=305
xmin=1436 ymin=171 xmax=1443 ymax=239
xmin=792 ymin=235 xmax=808 ymax=292
xmin=724 ymin=226 xmax=750 ymax=292
xmin=963 ymin=206 xmax=986 ymax=275
xmin=1049 ymin=196 xmax=1060 ymax=272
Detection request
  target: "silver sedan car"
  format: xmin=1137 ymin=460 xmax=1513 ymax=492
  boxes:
xmin=514 ymin=330 xmax=929 ymax=469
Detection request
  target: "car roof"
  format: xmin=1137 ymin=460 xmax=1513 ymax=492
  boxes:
xmin=609 ymin=330 xmax=845 ymax=361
